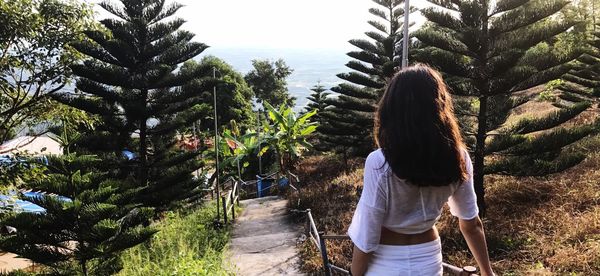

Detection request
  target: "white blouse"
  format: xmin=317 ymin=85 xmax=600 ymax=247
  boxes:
xmin=348 ymin=149 xmax=479 ymax=253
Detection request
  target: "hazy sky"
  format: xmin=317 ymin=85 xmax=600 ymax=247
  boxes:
xmin=84 ymin=0 xmax=428 ymax=50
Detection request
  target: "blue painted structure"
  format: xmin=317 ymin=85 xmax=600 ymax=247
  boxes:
xmin=256 ymin=174 xmax=289 ymax=198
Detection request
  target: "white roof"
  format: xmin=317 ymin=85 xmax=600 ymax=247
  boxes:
xmin=0 ymin=136 xmax=62 ymax=156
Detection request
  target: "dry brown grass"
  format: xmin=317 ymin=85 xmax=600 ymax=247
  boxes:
xmin=289 ymin=137 xmax=600 ymax=275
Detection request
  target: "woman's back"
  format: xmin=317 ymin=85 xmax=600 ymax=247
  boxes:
xmin=348 ymin=148 xmax=478 ymax=253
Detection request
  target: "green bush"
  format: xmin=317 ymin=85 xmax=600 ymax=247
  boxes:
xmin=119 ymin=202 xmax=236 ymax=276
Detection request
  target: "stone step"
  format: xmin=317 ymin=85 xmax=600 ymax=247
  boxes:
xmin=230 ymin=231 xmax=298 ymax=253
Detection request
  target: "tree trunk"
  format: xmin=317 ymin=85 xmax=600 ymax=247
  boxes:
xmin=81 ymin=260 xmax=88 ymax=276
xmin=139 ymin=95 xmax=148 ymax=190
xmin=473 ymin=1 xmax=491 ymax=217
xmin=278 ymin=150 xmax=286 ymax=176
xmin=343 ymin=149 xmax=349 ymax=173
xmin=474 ymin=96 xmax=488 ymax=217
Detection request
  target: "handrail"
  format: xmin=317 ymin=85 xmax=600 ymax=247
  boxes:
xmin=240 ymin=171 xmax=301 ymax=199
xmin=258 ymin=171 xmax=279 ymax=179
xmin=293 ymin=208 xmax=479 ymax=276
xmin=218 ymin=177 xmax=240 ymax=225
xmin=287 ymin=171 xmax=300 ymax=193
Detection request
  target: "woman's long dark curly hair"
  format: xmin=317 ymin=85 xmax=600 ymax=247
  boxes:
xmin=374 ymin=64 xmax=467 ymax=186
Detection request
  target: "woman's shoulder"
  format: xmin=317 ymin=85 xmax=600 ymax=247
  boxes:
xmin=460 ymin=147 xmax=472 ymax=164
xmin=365 ymin=149 xmax=386 ymax=170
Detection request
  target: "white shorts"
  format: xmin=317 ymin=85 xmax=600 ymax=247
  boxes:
xmin=365 ymin=238 xmax=443 ymax=276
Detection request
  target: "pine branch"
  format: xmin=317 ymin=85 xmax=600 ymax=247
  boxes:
xmin=490 ymin=0 xmax=569 ymax=36
xmin=509 ymin=123 xmax=598 ymax=155
xmin=349 ymin=39 xmax=383 ymax=56
xmin=324 ymin=95 xmax=377 ymax=113
xmin=485 ymin=150 xmax=586 ymax=176
xmin=509 ymin=102 xmax=591 ymax=134
xmin=426 ymin=0 xmax=460 ymax=11
xmin=420 ymin=7 xmax=464 ymax=30
xmin=486 ymin=134 xmax=527 ymax=154
xmin=492 ymin=19 xmax=575 ymax=54
xmin=347 ymin=51 xmax=384 ymax=66
xmin=492 ymin=0 xmax=529 ymax=15
xmin=337 ymin=72 xmax=384 ymax=89
xmin=331 ymin=83 xmax=379 ymax=100
xmin=414 ymin=27 xmax=472 ymax=57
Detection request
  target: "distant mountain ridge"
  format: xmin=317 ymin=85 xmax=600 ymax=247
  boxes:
xmin=200 ymin=47 xmax=351 ymax=109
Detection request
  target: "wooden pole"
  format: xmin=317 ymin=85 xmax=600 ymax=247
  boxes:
xmin=214 ymin=67 xmax=221 ymax=221
xmin=402 ymin=0 xmax=410 ymax=68
xmin=231 ymin=189 xmax=236 ymax=221
xmin=236 ymin=181 xmax=240 ymax=206
xmin=221 ymin=195 xmax=227 ymax=224
xmin=257 ymin=110 xmax=263 ymax=176
xmin=305 ymin=209 xmax=311 ymax=237
xmin=318 ymin=232 xmax=332 ymax=276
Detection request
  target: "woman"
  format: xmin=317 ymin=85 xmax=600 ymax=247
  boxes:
xmin=348 ymin=64 xmax=495 ymax=276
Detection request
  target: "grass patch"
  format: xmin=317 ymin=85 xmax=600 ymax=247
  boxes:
xmin=119 ymin=202 xmax=236 ymax=276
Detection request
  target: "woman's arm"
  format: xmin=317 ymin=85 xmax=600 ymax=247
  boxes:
xmin=351 ymin=245 xmax=371 ymax=276
xmin=459 ymin=216 xmax=494 ymax=276
xmin=348 ymin=151 xmax=387 ymax=275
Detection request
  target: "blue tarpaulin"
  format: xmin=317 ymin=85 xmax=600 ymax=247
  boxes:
xmin=256 ymin=175 xmax=289 ymax=198
xmin=0 ymin=192 xmax=72 ymax=213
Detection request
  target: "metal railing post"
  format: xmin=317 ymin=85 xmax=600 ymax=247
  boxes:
xmin=236 ymin=180 xmax=240 ymax=206
xmin=221 ymin=195 xmax=227 ymax=224
xmin=318 ymin=231 xmax=332 ymax=276
xmin=231 ymin=189 xmax=236 ymax=221
xmin=305 ymin=209 xmax=311 ymax=237
xmin=462 ymin=266 xmax=477 ymax=275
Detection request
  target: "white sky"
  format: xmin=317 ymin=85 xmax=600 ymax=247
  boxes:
xmin=84 ymin=0 xmax=428 ymax=50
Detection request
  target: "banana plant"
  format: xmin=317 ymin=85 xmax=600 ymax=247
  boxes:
xmin=209 ymin=120 xmax=265 ymax=179
xmin=262 ymin=102 xmax=318 ymax=174
xmin=222 ymin=131 xmax=261 ymax=178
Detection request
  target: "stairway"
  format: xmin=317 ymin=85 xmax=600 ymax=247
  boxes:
xmin=229 ymin=196 xmax=304 ymax=276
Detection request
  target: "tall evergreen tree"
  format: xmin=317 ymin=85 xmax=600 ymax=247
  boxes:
xmin=415 ymin=0 xmax=599 ymax=215
xmin=55 ymin=0 xmax=214 ymax=210
xmin=245 ymin=59 xmax=295 ymax=107
xmin=0 ymin=126 xmax=155 ymax=275
xmin=320 ymin=0 xmax=414 ymax=156
xmin=181 ymin=56 xmax=255 ymax=132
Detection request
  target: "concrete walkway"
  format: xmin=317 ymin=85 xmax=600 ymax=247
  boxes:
xmin=229 ymin=196 xmax=304 ymax=276
xmin=0 ymin=252 xmax=32 ymax=273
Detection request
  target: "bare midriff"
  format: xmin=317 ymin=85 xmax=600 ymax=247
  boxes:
xmin=379 ymin=226 xmax=439 ymax=246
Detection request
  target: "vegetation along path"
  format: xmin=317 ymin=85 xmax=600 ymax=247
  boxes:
xmin=230 ymin=196 xmax=304 ymax=275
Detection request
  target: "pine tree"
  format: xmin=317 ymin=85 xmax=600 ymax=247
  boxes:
xmin=55 ymin=0 xmax=214 ymax=210
xmin=559 ymin=22 xmax=600 ymax=103
xmin=304 ymin=82 xmax=331 ymax=152
xmin=319 ymin=0 xmax=414 ymax=156
xmin=305 ymin=82 xmax=330 ymax=123
xmin=0 ymin=127 xmax=155 ymax=275
xmin=415 ymin=0 xmax=600 ymax=215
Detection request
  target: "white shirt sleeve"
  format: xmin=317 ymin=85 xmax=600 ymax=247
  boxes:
xmin=448 ymin=149 xmax=479 ymax=220
xmin=347 ymin=151 xmax=387 ymax=253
